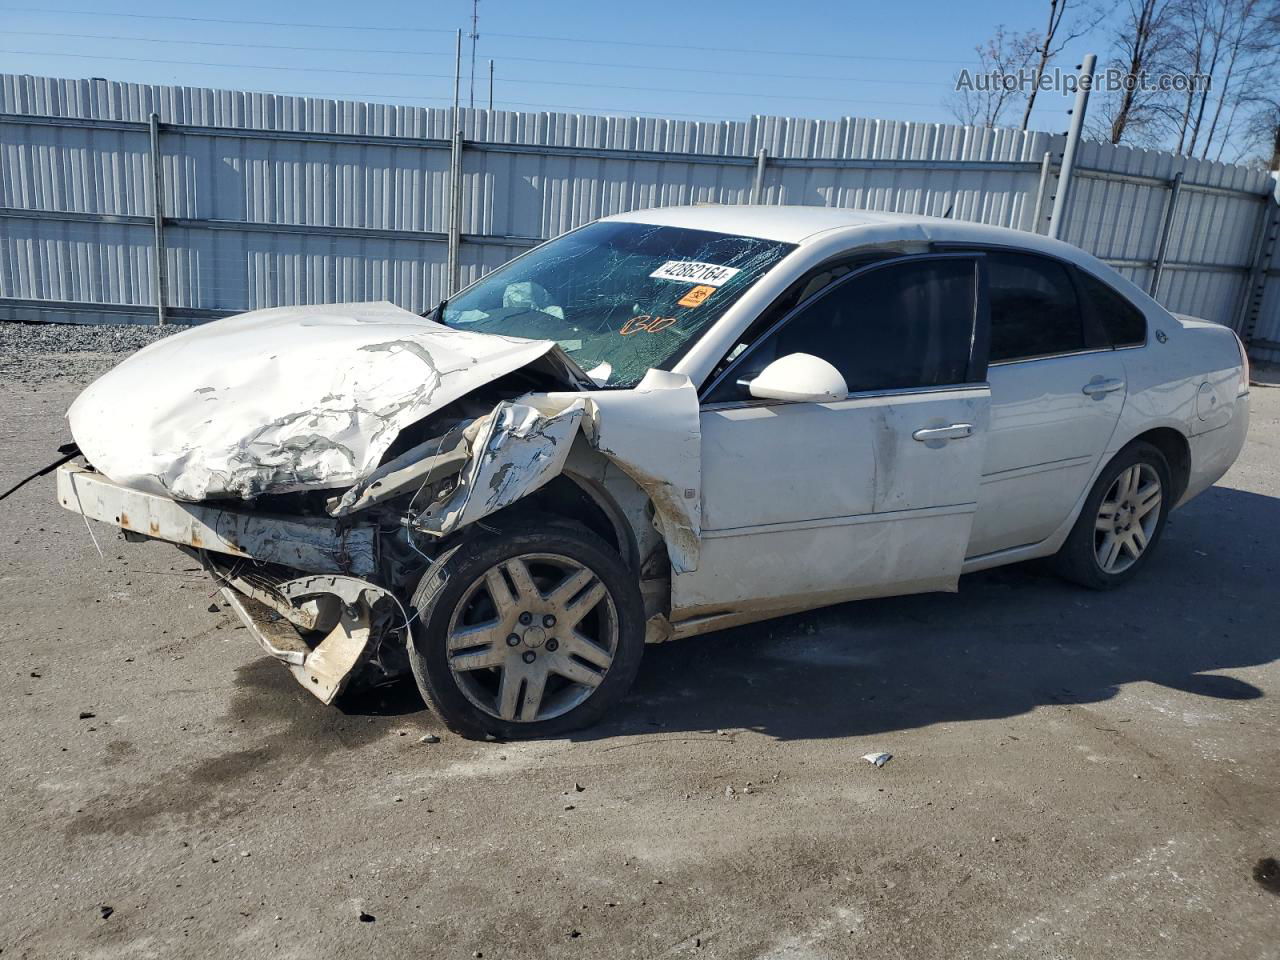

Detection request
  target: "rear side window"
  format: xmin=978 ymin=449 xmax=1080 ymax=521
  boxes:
xmin=1076 ymin=269 xmax=1146 ymax=346
xmin=987 ymin=252 xmax=1084 ymax=362
xmin=707 ymin=256 xmax=978 ymax=401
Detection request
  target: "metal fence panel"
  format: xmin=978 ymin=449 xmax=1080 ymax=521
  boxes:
xmin=1256 ymin=279 xmax=1280 ymax=362
xmin=1 ymin=72 xmax=1276 ymax=355
xmin=1 ymin=215 xmax=154 ymax=304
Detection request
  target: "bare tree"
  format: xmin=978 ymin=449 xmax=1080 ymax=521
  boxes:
xmin=948 ymin=26 xmax=1039 ymax=128
xmin=1236 ymin=97 xmax=1280 ymax=167
xmin=1168 ymin=0 xmax=1220 ymax=153
xmin=1200 ymin=1 xmax=1278 ymax=158
xmin=1100 ymin=0 xmax=1178 ymax=144
xmin=1020 ymin=0 xmax=1095 ymax=130
xmin=1165 ymin=0 xmax=1280 ymax=159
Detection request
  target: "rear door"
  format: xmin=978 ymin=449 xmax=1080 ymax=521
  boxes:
xmin=673 ymin=254 xmax=991 ymax=619
xmin=964 ymin=250 xmax=1127 ymax=558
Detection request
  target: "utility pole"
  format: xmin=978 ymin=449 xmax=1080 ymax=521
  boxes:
xmin=488 ymin=58 xmax=494 ymax=111
xmin=468 ymin=0 xmax=479 ymax=109
xmin=452 ymin=28 xmax=462 ymax=126
xmin=1047 ymin=52 xmax=1095 ymax=241
xmin=448 ymin=28 xmax=464 ymax=296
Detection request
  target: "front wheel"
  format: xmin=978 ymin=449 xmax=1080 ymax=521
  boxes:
xmin=407 ymin=520 xmax=645 ymax=740
xmin=1053 ymin=441 xmax=1171 ymax=590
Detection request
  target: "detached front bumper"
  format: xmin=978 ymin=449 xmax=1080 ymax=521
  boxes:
xmin=56 ymin=464 xmax=402 ymax=702
xmin=55 ymin=464 xmax=376 ymax=575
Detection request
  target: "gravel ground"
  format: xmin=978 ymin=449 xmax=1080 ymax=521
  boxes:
xmin=0 ymin=321 xmax=183 ymax=385
xmin=1 ymin=327 xmax=1278 ymax=959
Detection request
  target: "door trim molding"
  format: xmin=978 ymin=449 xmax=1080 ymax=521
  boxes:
xmin=979 ymin=453 xmax=1093 ymax=484
xmin=700 ymin=381 xmax=990 ymax=412
xmin=700 ymin=501 xmax=976 ymax=540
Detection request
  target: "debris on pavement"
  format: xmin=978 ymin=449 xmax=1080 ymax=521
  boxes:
xmin=862 ymin=752 xmax=893 ymax=768
xmin=1254 ymin=857 xmax=1280 ymax=895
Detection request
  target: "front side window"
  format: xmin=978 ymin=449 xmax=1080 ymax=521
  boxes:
xmin=439 ymin=221 xmax=794 ymax=388
xmin=987 ymin=251 xmax=1085 ymax=362
xmin=707 ymin=256 xmax=979 ymax=403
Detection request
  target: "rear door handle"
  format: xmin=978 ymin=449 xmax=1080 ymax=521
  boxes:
xmin=912 ymin=423 xmax=973 ymax=442
xmin=1082 ymin=378 xmax=1125 ymax=398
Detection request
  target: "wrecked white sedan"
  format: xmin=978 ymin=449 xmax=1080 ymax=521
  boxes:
xmin=57 ymin=206 xmax=1250 ymax=738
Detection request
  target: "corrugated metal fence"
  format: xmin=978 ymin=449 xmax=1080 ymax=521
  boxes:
xmin=2 ymin=74 xmax=1278 ymax=361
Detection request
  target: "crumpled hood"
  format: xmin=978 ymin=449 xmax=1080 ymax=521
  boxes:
xmin=67 ymin=301 xmax=579 ymax=500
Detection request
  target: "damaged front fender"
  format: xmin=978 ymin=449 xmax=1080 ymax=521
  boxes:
xmin=407 ymin=369 xmax=703 ymax=573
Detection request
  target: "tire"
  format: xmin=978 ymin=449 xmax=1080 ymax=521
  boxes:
xmin=407 ymin=518 xmax=645 ymax=740
xmin=1053 ymin=441 xmax=1172 ymax=590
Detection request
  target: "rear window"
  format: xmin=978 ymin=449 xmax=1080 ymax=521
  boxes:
xmin=987 ymin=252 xmax=1085 ymax=362
xmin=1076 ymin=269 xmax=1147 ymax=346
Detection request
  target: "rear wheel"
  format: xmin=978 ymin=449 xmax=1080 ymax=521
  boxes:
xmin=407 ymin=520 xmax=645 ymax=740
xmin=1053 ymin=441 xmax=1171 ymax=589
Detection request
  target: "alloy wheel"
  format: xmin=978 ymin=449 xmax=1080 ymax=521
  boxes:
xmin=1094 ymin=463 xmax=1162 ymax=574
xmin=445 ymin=553 xmax=618 ymax=723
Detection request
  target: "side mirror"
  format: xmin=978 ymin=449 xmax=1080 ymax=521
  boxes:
xmin=747 ymin=353 xmax=848 ymax=403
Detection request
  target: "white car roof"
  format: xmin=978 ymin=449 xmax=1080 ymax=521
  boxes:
xmin=602 ymin=203 xmax=1167 ymax=325
xmin=603 ymin=204 xmax=908 ymax=244
xmin=603 ymin=204 xmax=1113 ymax=276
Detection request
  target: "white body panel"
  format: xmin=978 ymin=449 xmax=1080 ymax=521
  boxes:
xmin=674 ymin=387 xmax=989 ymax=617
xmin=967 ymin=352 xmax=1126 ymax=558
xmin=66 ymin=301 xmax=579 ymax=501
xmin=59 ymin=206 xmax=1251 ymax=649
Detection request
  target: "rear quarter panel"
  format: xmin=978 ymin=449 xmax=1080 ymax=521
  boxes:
xmin=1109 ymin=309 xmax=1247 ymax=503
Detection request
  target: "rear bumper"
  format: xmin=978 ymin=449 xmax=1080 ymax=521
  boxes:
xmin=55 ymin=464 xmax=376 ymax=576
xmin=1181 ymin=393 xmax=1250 ymax=506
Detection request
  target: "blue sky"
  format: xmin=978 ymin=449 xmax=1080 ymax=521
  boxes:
xmin=0 ymin=1 xmax=1106 ymax=132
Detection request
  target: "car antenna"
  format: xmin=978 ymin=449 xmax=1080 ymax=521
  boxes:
xmin=941 ymin=202 xmax=955 ymax=219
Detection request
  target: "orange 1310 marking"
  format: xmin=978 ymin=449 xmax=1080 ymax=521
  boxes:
xmin=619 ymin=315 xmax=678 ymax=335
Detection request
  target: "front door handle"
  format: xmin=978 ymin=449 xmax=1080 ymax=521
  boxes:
xmin=912 ymin=423 xmax=973 ymax=442
xmin=1082 ymin=378 xmax=1125 ymax=398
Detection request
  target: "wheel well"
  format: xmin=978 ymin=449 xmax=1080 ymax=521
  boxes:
xmin=1128 ymin=427 xmax=1191 ymax=503
xmin=487 ymin=474 xmax=638 ymax=570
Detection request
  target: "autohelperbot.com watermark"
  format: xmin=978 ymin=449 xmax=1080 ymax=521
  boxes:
xmin=955 ymin=66 xmax=1211 ymax=95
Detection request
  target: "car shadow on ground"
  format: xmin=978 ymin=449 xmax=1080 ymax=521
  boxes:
xmin=333 ymin=485 xmax=1278 ymax=743
xmin=576 ymin=484 xmax=1280 ymax=743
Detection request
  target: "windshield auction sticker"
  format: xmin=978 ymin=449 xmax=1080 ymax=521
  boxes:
xmin=649 ymin=261 xmax=741 ymax=286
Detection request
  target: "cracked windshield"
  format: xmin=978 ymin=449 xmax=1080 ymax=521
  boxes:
xmin=439 ymin=221 xmax=794 ymax=387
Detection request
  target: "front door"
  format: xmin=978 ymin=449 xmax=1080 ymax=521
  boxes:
xmin=673 ymin=254 xmax=990 ymax=620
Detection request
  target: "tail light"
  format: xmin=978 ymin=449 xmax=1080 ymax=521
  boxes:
xmin=1233 ymin=331 xmax=1251 ymax=395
